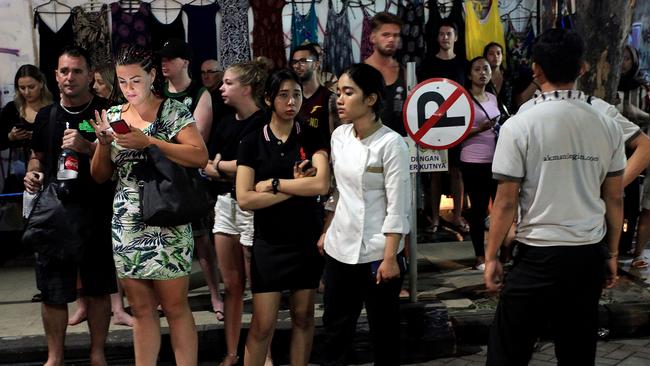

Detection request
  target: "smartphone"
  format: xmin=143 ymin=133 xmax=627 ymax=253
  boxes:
xmin=109 ymin=119 xmax=131 ymax=134
xmin=296 ymin=160 xmax=313 ymax=172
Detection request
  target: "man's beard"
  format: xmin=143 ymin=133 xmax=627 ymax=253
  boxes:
xmin=376 ymin=45 xmax=396 ymax=57
xmin=300 ymin=68 xmax=314 ymax=82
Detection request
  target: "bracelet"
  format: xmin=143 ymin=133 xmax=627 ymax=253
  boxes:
xmin=215 ymin=160 xmax=223 ymax=174
xmin=607 ymin=251 xmax=618 ymax=259
xmin=272 ymin=178 xmax=279 ymax=194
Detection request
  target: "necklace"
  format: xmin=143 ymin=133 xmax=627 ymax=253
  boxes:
xmin=59 ymin=96 xmax=94 ymax=115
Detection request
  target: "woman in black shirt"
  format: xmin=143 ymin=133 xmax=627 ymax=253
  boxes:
xmin=236 ymin=69 xmax=330 ymax=366
xmin=0 ymin=64 xmax=52 ymax=192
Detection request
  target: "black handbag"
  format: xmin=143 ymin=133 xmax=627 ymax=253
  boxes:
xmin=133 ymin=144 xmax=211 ymax=227
xmin=22 ymin=182 xmax=85 ymax=264
xmin=22 ymin=105 xmax=87 ymax=264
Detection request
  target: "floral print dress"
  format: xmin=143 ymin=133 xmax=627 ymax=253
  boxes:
xmin=106 ymin=99 xmax=195 ymax=280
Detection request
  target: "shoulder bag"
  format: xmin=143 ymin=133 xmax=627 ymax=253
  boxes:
xmin=133 ymin=144 xmax=211 ymax=227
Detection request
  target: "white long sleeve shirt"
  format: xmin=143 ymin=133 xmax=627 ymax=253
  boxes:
xmin=325 ymin=123 xmax=411 ymax=264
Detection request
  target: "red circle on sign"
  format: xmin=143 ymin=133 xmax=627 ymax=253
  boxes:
xmin=402 ymin=78 xmax=475 ymax=150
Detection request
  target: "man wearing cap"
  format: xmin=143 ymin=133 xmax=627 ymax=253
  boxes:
xmin=159 ymin=38 xmax=213 ymax=141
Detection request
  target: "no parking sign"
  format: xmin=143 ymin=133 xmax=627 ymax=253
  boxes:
xmin=403 ymin=78 xmax=474 ymax=150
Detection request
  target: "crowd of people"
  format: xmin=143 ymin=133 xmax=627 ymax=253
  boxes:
xmin=1 ymin=9 xmax=650 ymax=366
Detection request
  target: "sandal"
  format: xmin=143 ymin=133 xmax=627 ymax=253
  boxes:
xmin=219 ymin=353 xmax=240 ymax=366
xmin=440 ymin=218 xmax=470 ymax=234
xmin=210 ymin=299 xmax=225 ymax=321
xmin=632 ymin=256 xmax=649 ymax=269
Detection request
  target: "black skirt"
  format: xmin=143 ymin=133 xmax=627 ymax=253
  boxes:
xmin=250 ymin=236 xmax=324 ymax=293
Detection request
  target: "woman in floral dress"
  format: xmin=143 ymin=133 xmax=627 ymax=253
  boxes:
xmin=90 ymin=44 xmax=207 ymax=366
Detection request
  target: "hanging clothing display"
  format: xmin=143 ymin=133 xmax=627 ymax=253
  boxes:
xmin=72 ymin=5 xmax=111 ymax=67
xmin=359 ymin=7 xmax=374 ymax=62
xmin=396 ymin=0 xmax=426 ymax=67
xmin=217 ymin=0 xmax=251 ymax=69
xmin=35 ymin=12 xmax=74 ymax=98
xmin=505 ymin=16 xmax=535 ymax=71
xmin=251 ymin=0 xmax=287 ymax=69
xmin=465 ymin=0 xmax=506 ymax=61
xmin=323 ymin=0 xmax=353 ymax=76
xmin=291 ymin=0 xmax=319 ymax=49
xmin=150 ymin=10 xmax=185 ymax=53
xmin=425 ymin=0 xmax=465 ymax=61
xmin=182 ymin=2 xmax=219 ymax=80
xmin=110 ymin=1 xmax=152 ymax=54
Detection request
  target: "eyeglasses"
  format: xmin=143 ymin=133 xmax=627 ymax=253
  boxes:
xmin=201 ymin=70 xmax=221 ymax=75
xmin=290 ymin=58 xmax=316 ymax=66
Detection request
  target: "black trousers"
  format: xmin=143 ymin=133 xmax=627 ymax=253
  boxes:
xmin=321 ymin=254 xmax=403 ymax=366
xmin=460 ymin=162 xmax=497 ymax=257
xmin=487 ymin=242 xmax=606 ymax=366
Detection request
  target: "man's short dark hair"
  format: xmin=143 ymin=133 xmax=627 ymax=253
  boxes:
xmin=60 ymin=45 xmax=93 ymax=71
xmin=291 ymin=44 xmax=320 ymax=61
xmin=438 ymin=19 xmax=458 ymax=34
xmin=370 ymin=12 xmax=403 ymax=32
xmin=532 ymin=29 xmax=585 ymax=84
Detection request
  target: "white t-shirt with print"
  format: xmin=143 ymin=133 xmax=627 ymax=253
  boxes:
xmin=493 ymin=91 xmax=626 ymax=247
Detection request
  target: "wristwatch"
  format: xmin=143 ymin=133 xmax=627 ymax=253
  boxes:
xmin=272 ymin=178 xmax=280 ymax=194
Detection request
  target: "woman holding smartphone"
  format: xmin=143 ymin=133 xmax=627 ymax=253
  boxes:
xmin=90 ymin=44 xmax=207 ymax=366
xmin=236 ymin=69 xmax=330 ymax=366
xmin=202 ymin=60 xmax=267 ymax=366
xmin=0 ymin=64 xmax=52 ymax=191
xmin=321 ymin=63 xmax=410 ymax=365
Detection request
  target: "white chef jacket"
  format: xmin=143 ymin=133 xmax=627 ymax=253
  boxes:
xmin=325 ymin=123 xmax=411 ymax=265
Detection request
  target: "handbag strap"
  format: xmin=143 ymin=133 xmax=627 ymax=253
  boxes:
xmin=470 ymin=94 xmax=500 ymax=123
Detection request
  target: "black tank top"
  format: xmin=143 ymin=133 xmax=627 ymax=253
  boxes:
xmin=381 ymin=68 xmax=407 ymax=136
xmin=163 ymin=80 xmax=206 ymax=114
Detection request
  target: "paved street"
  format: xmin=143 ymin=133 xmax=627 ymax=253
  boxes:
xmin=2 ymin=238 xmax=650 ymax=365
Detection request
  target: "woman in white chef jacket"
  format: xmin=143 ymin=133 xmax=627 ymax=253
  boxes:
xmin=320 ymin=63 xmax=410 ymax=365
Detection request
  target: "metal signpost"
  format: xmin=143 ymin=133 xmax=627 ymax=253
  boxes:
xmin=402 ymin=73 xmax=475 ymax=303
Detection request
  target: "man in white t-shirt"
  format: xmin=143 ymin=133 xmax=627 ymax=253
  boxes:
xmin=484 ymin=29 xmax=626 ymax=365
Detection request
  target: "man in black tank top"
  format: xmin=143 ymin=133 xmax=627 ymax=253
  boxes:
xmin=291 ymin=44 xmax=337 ymax=142
xmin=364 ymin=12 xmax=408 ymax=137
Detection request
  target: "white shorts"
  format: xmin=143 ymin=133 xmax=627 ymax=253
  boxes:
xmin=212 ymin=193 xmax=254 ymax=246
xmin=642 ymin=173 xmax=650 ymax=210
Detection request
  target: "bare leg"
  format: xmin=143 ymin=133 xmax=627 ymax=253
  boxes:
xmin=288 ymin=289 xmax=316 ymax=366
xmin=155 ymin=276 xmax=198 ymax=366
xmin=42 ymin=303 xmax=67 ymax=366
xmin=85 ymin=294 xmax=111 ymax=366
xmin=68 ymin=274 xmax=86 ymax=326
xmin=244 ymin=292 xmax=281 ymax=366
xmin=449 ymin=165 xmax=467 ymax=229
xmin=195 ymin=234 xmax=223 ymax=316
xmin=633 ymin=209 xmax=650 ymax=266
xmin=244 ymin=247 xmax=252 ymax=290
xmin=215 ymin=233 xmax=246 ymax=365
xmin=110 ymin=281 xmax=133 ymax=326
xmin=68 ymin=297 xmax=87 ymax=325
xmin=120 ymin=278 xmax=161 ymax=366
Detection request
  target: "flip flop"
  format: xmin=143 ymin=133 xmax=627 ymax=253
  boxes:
xmin=632 ymin=256 xmax=649 ymax=269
